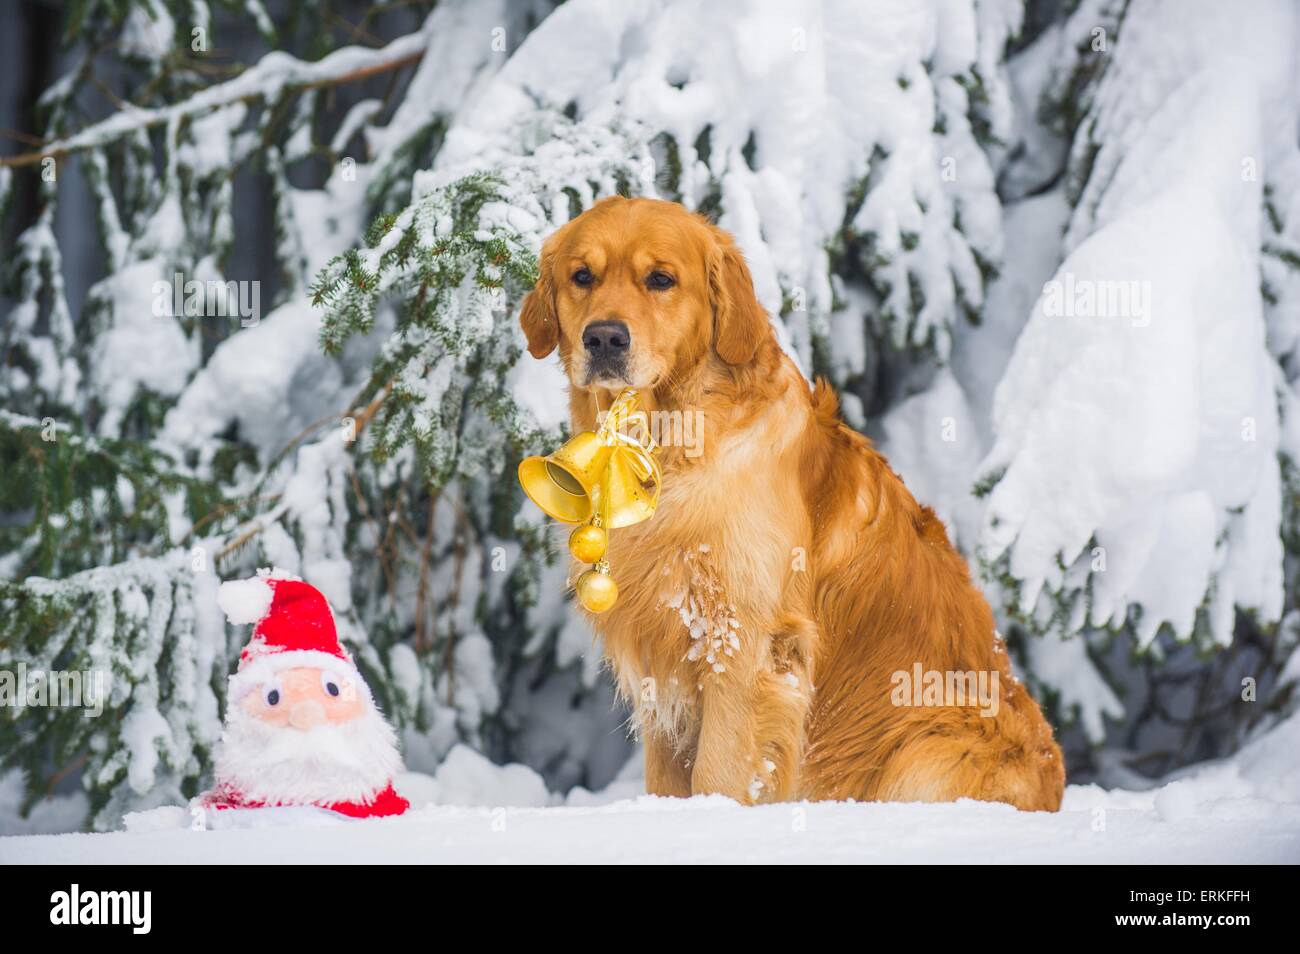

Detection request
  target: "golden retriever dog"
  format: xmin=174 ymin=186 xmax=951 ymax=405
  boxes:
xmin=520 ymin=196 xmax=1064 ymax=811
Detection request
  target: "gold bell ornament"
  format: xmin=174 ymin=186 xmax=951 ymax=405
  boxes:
xmin=518 ymin=389 xmax=661 ymax=613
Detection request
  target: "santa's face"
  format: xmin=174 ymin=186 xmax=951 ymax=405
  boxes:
xmin=240 ymin=665 xmax=365 ymax=729
xmin=216 ymin=665 xmax=402 ymax=805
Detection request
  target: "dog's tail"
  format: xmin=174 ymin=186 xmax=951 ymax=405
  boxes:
xmin=811 ymin=376 xmax=840 ymax=423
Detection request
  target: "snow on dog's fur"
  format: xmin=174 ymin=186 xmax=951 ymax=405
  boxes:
xmin=520 ymin=196 xmax=1064 ymax=810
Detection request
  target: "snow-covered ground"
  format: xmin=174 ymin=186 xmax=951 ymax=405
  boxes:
xmin=6 ymin=712 xmax=1299 ymax=864
xmin=4 ymin=791 xmax=1297 ymax=864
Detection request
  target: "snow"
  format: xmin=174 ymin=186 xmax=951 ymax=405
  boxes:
xmin=976 ymin=0 xmax=1292 ymax=650
xmin=6 ymin=710 xmax=1297 ymax=863
xmin=8 ymin=0 xmax=1300 ymax=843
xmin=365 ymin=0 xmax=514 ymax=170
xmin=159 ymin=300 xmax=341 ymax=462
xmin=880 ymin=368 xmax=983 ymax=548
xmin=6 ymin=554 xmax=230 ymax=830
xmin=438 ymin=0 xmax=1015 ymax=365
xmin=2 ymin=787 xmax=1295 ymax=863
xmin=6 ymin=207 xmax=81 ymax=409
xmin=89 ymin=258 xmax=199 ymax=436
xmin=1153 ymin=781 xmax=1197 ymax=824
xmin=1023 ymin=628 xmax=1122 ymax=744
xmin=506 ymin=349 xmax=570 ymax=433
xmin=23 ymin=24 xmax=432 ymax=160
xmin=120 ymin=706 xmax=171 ymax=794
xmin=119 ymin=4 xmax=175 ymax=60
xmin=277 ymin=439 xmax=354 ymax=615
xmin=4 ymin=795 xmax=1294 ymax=864
xmin=951 ymin=190 xmax=1071 ymax=448
xmin=660 ymin=547 xmax=742 ymax=674
xmin=426 ymin=745 xmax=552 ymax=808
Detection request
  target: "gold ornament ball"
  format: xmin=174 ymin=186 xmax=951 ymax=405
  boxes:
xmin=568 ymin=523 xmax=608 ymax=564
xmin=576 ymin=569 xmax=618 ymax=613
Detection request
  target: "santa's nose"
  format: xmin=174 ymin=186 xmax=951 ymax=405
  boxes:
xmin=288 ymin=700 xmax=326 ymax=730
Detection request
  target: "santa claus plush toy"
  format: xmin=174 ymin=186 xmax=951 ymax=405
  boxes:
xmin=191 ymin=571 xmax=409 ymax=829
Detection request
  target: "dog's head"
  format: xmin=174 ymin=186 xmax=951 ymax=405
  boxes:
xmin=519 ymin=196 xmax=769 ymax=393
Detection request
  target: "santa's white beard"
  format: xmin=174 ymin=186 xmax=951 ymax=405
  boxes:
xmin=214 ymin=704 xmax=402 ymax=805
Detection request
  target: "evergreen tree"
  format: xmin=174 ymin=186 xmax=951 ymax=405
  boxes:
xmin=3 ymin=0 xmax=1297 ymax=832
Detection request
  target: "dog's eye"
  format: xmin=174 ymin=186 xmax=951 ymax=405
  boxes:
xmin=646 ymin=270 xmax=675 ymax=291
xmin=572 ymin=267 xmax=594 ymax=288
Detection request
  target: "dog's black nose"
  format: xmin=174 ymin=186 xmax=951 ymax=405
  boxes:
xmin=582 ymin=320 xmax=630 ymax=358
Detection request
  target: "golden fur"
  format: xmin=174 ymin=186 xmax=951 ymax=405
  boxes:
xmin=520 ymin=196 xmax=1064 ymax=810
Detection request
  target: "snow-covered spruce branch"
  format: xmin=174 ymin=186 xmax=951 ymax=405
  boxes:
xmin=0 ymin=550 xmax=226 ymax=831
xmin=312 ymin=172 xmax=541 ymax=482
xmin=0 ymin=25 xmax=429 ymax=169
xmin=963 ymin=1 xmax=1300 ymax=748
xmin=11 ymin=0 xmax=1299 ymax=830
xmin=0 ymin=412 xmax=226 ymax=582
xmin=312 ymin=115 xmax=657 ymax=481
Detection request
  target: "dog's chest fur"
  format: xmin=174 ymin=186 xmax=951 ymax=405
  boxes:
xmin=593 ymin=486 xmax=740 ymax=746
xmin=586 ymin=399 xmax=806 ymax=747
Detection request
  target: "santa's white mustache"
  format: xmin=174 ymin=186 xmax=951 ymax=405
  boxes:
xmin=214 ymin=704 xmax=402 ymax=805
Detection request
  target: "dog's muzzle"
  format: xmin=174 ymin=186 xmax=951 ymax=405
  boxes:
xmin=582 ymin=320 xmax=631 ymax=383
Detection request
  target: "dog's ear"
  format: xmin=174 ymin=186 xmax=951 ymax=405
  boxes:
xmin=520 ymin=244 xmax=559 ymax=359
xmin=708 ymin=232 xmax=768 ymax=366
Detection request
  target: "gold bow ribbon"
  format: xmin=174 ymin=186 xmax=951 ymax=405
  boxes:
xmin=592 ymin=389 xmax=661 ymax=529
xmin=517 ymin=388 xmax=662 ymax=613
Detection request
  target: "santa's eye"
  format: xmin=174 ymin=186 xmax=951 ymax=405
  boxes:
xmin=263 ymin=682 xmax=282 ymax=707
xmin=321 ymin=671 xmax=342 ymax=698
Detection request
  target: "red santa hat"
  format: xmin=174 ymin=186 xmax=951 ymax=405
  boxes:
xmin=218 ymin=570 xmax=370 ymax=704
